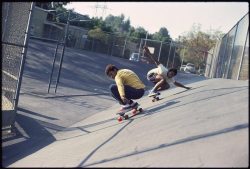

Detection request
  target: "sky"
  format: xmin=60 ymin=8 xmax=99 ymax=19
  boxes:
xmin=65 ymin=2 xmax=249 ymax=39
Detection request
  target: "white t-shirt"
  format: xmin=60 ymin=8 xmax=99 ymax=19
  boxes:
xmin=147 ymin=64 xmax=175 ymax=84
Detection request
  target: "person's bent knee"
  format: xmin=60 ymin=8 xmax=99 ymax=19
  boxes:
xmin=109 ymin=84 xmax=117 ymax=92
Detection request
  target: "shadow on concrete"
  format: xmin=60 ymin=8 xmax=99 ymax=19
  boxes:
xmin=143 ymin=101 xmax=180 ymax=116
xmin=2 ymin=112 xmax=56 ymax=167
xmin=53 ymin=85 xmax=248 ymax=142
xmin=80 ymin=123 xmax=248 ymax=167
xmin=53 ymin=101 xmax=180 ymax=142
xmin=44 ymin=92 xmax=111 ymax=99
xmin=171 ymin=85 xmax=207 ymax=95
xmin=78 ymin=120 xmax=133 ymax=167
xmin=20 ymin=91 xmax=111 ymax=99
xmin=3 ymin=39 xmax=207 ymax=167
xmin=24 ymin=39 xmax=156 ymax=95
xmin=25 ymin=39 xmax=206 ymax=95
xmin=144 ymin=86 xmax=248 ymax=116
xmin=17 ymin=107 xmax=58 ymax=120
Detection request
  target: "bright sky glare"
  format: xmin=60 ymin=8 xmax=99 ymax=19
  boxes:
xmin=65 ymin=2 xmax=249 ymax=39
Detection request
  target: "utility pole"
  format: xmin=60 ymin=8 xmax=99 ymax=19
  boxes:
xmin=94 ymin=2 xmax=109 ymax=18
xmin=122 ymin=32 xmax=130 ymax=58
xmin=145 ymin=32 xmax=148 ymax=46
xmin=54 ymin=10 xmax=71 ymax=93
xmin=158 ymin=41 xmax=162 ymax=61
xmin=166 ymin=40 xmax=172 ymax=68
xmin=142 ymin=32 xmax=148 ymax=57
xmin=181 ymin=46 xmax=186 ymax=67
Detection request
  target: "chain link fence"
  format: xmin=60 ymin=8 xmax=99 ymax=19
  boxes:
xmin=205 ymin=12 xmax=249 ymax=80
xmin=32 ymin=7 xmax=208 ymax=70
xmin=137 ymin=39 xmax=207 ymax=74
xmin=30 ymin=6 xmax=208 ymax=78
xmin=2 ymin=2 xmax=33 ymax=134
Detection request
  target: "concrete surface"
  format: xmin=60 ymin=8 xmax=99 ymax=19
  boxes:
xmin=2 ymin=39 xmax=249 ymax=167
xmin=3 ymin=39 xmax=199 ymax=166
xmin=7 ymin=78 xmax=249 ymax=167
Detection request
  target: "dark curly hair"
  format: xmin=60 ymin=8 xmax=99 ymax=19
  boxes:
xmin=168 ymin=68 xmax=177 ymax=76
xmin=105 ymin=64 xmax=119 ymax=76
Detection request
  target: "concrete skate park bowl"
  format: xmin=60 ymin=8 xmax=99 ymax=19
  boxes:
xmin=2 ymin=39 xmax=248 ymax=167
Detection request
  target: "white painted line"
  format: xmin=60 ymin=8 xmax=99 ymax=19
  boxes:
xmin=2 ymin=137 xmax=27 ymax=147
xmin=15 ymin=122 xmax=30 ymax=138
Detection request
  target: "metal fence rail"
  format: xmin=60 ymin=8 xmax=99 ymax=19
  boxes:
xmin=205 ymin=12 xmax=249 ymax=80
xmin=30 ymin=7 xmax=208 ymax=77
xmin=2 ymin=2 xmax=34 ymax=134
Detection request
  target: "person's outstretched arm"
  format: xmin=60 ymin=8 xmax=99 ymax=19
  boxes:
xmin=174 ymin=81 xmax=191 ymax=90
xmin=143 ymin=46 xmax=161 ymax=66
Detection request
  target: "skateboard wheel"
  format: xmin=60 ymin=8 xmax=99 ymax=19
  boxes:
xmin=132 ymin=109 xmax=137 ymax=115
xmin=124 ymin=115 xmax=129 ymax=119
xmin=118 ymin=116 xmax=123 ymax=122
xmin=139 ymin=108 xmax=143 ymax=112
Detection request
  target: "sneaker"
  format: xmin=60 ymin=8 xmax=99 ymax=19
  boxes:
xmin=130 ymin=101 xmax=138 ymax=108
xmin=119 ymin=104 xmax=132 ymax=111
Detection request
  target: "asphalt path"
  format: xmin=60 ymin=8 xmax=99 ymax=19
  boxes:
xmin=3 ymin=39 xmax=209 ymax=167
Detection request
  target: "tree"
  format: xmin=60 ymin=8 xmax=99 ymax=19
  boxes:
xmin=152 ymin=27 xmax=172 ymax=42
xmin=130 ymin=27 xmax=147 ymax=39
xmin=36 ymin=2 xmax=73 ymax=23
xmin=55 ymin=6 xmax=70 ymax=23
xmin=104 ymin=14 xmax=131 ymax=33
xmin=88 ymin=28 xmax=108 ymax=43
xmin=121 ymin=19 xmax=131 ymax=32
xmin=176 ymin=23 xmax=224 ymax=69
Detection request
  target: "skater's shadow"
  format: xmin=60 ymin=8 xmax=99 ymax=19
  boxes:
xmin=144 ymin=100 xmax=180 ymax=116
xmin=54 ymin=101 xmax=179 ymax=142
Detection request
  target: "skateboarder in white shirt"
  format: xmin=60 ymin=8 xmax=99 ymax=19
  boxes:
xmin=143 ymin=46 xmax=191 ymax=97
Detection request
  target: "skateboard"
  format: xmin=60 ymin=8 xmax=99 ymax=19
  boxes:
xmin=148 ymin=92 xmax=161 ymax=102
xmin=116 ymin=104 xmax=143 ymax=122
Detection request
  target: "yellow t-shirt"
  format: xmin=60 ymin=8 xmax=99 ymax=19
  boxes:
xmin=115 ymin=69 xmax=145 ymax=97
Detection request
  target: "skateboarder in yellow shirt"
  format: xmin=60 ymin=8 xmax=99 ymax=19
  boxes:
xmin=105 ymin=64 xmax=146 ymax=111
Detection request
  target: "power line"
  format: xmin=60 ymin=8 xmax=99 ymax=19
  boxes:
xmin=93 ymin=2 xmax=110 ymax=18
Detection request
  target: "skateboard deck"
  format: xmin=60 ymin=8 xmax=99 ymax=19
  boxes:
xmin=148 ymin=92 xmax=161 ymax=102
xmin=116 ymin=105 xmax=143 ymax=122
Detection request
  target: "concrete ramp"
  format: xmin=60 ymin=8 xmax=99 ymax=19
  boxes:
xmin=9 ymin=78 xmax=249 ymax=167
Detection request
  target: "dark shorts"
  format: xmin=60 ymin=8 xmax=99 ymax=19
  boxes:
xmin=147 ymin=73 xmax=171 ymax=90
xmin=109 ymin=84 xmax=145 ymax=105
